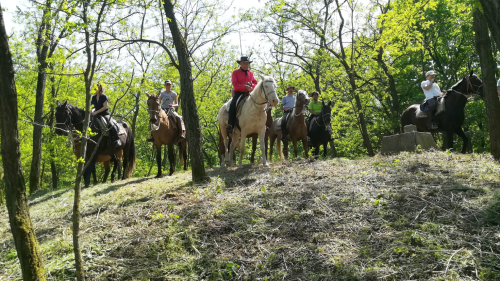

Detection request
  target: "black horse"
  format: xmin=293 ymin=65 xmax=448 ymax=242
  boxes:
xmin=401 ymin=71 xmax=483 ymax=153
xmin=55 ymin=101 xmax=136 ymax=187
xmin=308 ymin=101 xmax=333 ymax=158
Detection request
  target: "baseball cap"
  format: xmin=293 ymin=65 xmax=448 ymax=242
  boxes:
xmin=164 ymin=80 xmax=172 ymax=85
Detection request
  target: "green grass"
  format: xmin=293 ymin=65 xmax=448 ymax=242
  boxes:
xmin=1 ymin=151 xmax=500 ymax=280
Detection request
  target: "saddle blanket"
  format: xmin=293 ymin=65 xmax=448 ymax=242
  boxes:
xmin=416 ymin=97 xmax=445 ymax=118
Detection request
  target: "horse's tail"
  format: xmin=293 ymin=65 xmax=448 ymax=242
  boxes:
xmin=123 ymin=126 xmax=136 ymax=178
xmin=179 ymin=141 xmax=185 ymax=166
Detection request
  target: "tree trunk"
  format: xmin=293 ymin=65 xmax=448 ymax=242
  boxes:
xmin=49 ymin=70 xmax=59 ymax=189
xmin=473 ymin=8 xmax=500 ymax=159
xmin=29 ymin=0 xmax=53 ymax=195
xmin=478 ymin=0 xmax=500 ymax=49
xmin=163 ymin=0 xmax=206 ymax=182
xmin=0 ymin=5 xmax=46 ymax=280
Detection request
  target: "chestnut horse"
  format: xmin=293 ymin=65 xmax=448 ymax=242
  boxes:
xmin=146 ymin=93 xmax=187 ymax=177
xmin=270 ymin=90 xmax=310 ymax=160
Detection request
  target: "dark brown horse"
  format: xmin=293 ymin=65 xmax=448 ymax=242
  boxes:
xmin=73 ymin=138 xmax=121 ymax=184
xmin=218 ymin=106 xmax=273 ymax=165
xmin=55 ymin=101 xmax=136 ymax=187
xmin=308 ymin=101 xmax=333 ymax=158
xmin=401 ymin=72 xmax=483 ymax=153
xmin=146 ymin=93 xmax=187 ymax=177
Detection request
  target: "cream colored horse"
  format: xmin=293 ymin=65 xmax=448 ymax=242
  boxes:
xmin=218 ymin=75 xmax=279 ymax=167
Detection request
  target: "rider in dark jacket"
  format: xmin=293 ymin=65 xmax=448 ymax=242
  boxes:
xmin=91 ymin=83 xmax=122 ymax=147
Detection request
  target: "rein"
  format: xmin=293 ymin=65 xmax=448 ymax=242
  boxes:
xmin=251 ymin=81 xmax=275 ymax=111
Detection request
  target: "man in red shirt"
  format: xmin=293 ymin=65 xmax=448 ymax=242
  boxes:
xmin=226 ymin=56 xmax=258 ymax=133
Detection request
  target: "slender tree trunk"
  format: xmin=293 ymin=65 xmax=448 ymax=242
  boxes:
xmin=49 ymin=71 xmax=59 ymax=189
xmin=0 ymin=5 xmax=46 ymax=280
xmin=473 ymin=8 xmax=500 ymax=159
xmin=163 ymin=0 xmax=206 ymax=182
xmin=478 ymin=0 xmax=500 ymax=49
xmin=29 ymin=0 xmax=53 ymax=194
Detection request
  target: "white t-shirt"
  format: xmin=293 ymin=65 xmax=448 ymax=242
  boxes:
xmin=421 ymin=80 xmax=441 ymax=99
xmin=160 ymin=90 xmax=177 ymax=108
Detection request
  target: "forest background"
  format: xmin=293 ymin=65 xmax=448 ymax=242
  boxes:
xmin=0 ymin=0 xmax=496 ymax=194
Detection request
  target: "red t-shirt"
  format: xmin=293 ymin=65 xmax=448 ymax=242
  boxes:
xmin=232 ymin=68 xmax=258 ymax=92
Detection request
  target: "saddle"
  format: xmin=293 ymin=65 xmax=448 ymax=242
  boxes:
xmin=224 ymin=94 xmax=250 ymax=117
xmin=223 ymin=94 xmax=250 ymax=131
xmin=416 ymin=97 xmax=446 ymax=118
xmin=93 ymin=115 xmax=126 ymax=136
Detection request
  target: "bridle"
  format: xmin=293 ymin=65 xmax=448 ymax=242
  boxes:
xmin=312 ymin=109 xmax=332 ymax=132
xmin=465 ymin=75 xmax=482 ymax=95
xmin=251 ymin=80 xmax=276 ymax=110
xmin=293 ymin=92 xmax=310 ymax=116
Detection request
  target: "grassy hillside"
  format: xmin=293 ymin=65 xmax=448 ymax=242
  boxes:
xmin=1 ymin=151 xmax=500 ymax=280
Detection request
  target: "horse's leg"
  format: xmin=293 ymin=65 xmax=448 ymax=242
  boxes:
xmin=446 ymin=130 xmax=455 ymax=151
xmin=455 ymin=127 xmax=468 ymax=154
xmin=250 ymin=135 xmax=257 ymax=164
xmin=155 ymin=145 xmax=162 ymax=178
xmin=167 ymin=144 xmax=175 ymax=176
xmin=110 ymin=154 xmax=119 ymax=183
xmin=83 ymin=159 xmax=96 ymax=188
xmin=303 ymin=137 xmax=309 ymax=158
xmin=269 ymin=136 xmax=275 ymax=162
xmin=292 ymin=141 xmax=298 ymax=158
xmin=258 ymin=129 xmax=268 ymax=167
xmin=92 ymin=163 xmax=98 ymax=185
xmin=238 ymin=131 xmax=247 ymax=168
xmin=228 ymin=131 xmax=239 ymax=167
xmin=323 ymin=142 xmax=328 ymax=158
xmin=102 ymin=161 xmax=110 ymax=183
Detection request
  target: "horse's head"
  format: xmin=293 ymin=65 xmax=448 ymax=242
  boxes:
xmin=321 ymin=100 xmax=333 ymax=134
xmin=55 ymin=101 xmax=71 ymax=135
xmin=259 ymin=75 xmax=279 ymax=107
xmin=296 ymin=90 xmax=310 ymax=107
xmin=146 ymin=93 xmax=161 ymax=123
xmin=467 ymin=71 xmax=483 ymax=96
xmin=450 ymin=71 xmax=484 ymax=97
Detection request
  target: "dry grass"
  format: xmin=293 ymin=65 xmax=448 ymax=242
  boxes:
xmin=1 ymin=150 xmax=500 ymax=280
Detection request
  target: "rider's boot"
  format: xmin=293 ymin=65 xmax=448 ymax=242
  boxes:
xmin=426 ymin=112 xmax=438 ymax=130
xmin=146 ymin=134 xmax=154 ymax=142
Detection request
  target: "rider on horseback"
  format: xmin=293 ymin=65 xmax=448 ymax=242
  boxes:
xmin=226 ymin=56 xmax=257 ymax=134
xmin=307 ymin=91 xmax=322 ymax=125
xmin=280 ymin=85 xmax=296 ymax=141
xmin=147 ymin=80 xmax=185 ymax=142
xmin=91 ymin=83 xmax=122 ymax=147
xmin=421 ymin=70 xmax=443 ymax=129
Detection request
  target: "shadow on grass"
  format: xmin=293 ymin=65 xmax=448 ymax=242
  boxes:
xmin=28 ymin=188 xmax=72 ymax=208
xmin=93 ymin=177 xmax=151 ymax=197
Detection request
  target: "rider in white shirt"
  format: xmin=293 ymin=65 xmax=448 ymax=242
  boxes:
xmin=421 ymin=70 xmax=442 ymax=129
